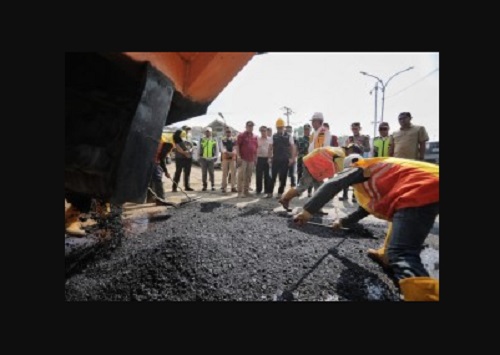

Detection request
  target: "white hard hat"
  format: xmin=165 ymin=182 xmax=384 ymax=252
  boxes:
xmin=310 ymin=112 xmax=324 ymax=121
xmin=205 ymin=127 xmax=212 ymax=132
xmin=344 ymin=154 xmax=363 ymax=169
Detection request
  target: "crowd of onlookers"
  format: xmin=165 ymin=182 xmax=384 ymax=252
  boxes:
xmin=158 ymin=111 xmax=429 ymax=201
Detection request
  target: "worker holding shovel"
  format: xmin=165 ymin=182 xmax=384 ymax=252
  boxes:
xmin=293 ymin=154 xmax=439 ymax=301
xmin=147 ymin=132 xmax=174 ymax=205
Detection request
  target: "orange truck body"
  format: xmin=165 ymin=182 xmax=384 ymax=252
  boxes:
xmin=65 ymin=52 xmax=258 ymax=204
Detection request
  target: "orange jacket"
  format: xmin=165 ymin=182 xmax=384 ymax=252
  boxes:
xmin=303 ymin=147 xmax=345 ymax=182
xmin=353 ymin=157 xmax=439 ymax=220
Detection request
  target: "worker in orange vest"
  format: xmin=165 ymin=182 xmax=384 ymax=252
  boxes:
xmin=278 ymin=146 xmax=345 ymax=210
xmin=293 ymin=154 xmax=439 ymax=301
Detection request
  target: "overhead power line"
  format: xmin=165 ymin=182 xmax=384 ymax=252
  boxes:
xmin=386 ymin=68 xmax=439 ymax=99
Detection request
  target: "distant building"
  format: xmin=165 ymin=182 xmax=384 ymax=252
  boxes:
xmin=192 ymin=119 xmax=239 ymax=141
xmin=208 ymin=119 xmax=239 ymax=137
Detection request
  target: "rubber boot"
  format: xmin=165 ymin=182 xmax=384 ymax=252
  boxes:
xmin=399 ymin=277 xmax=439 ymax=301
xmin=65 ymin=205 xmax=85 ymax=236
xmin=149 ymin=181 xmax=173 ymax=206
xmin=279 ymin=188 xmax=299 ymax=210
xmin=367 ymin=222 xmax=393 ymax=268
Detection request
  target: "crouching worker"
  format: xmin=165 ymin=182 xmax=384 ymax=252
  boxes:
xmin=293 ymin=154 xmax=439 ymax=301
xmin=278 ymin=147 xmax=345 ymax=210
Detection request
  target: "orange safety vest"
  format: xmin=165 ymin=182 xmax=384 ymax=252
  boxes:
xmin=313 ymin=126 xmax=328 ymax=149
xmin=303 ymin=147 xmax=345 ymax=182
xmin=352 ymin=157 xmax=439 ymax=220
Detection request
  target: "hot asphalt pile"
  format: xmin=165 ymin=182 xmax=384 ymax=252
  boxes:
xmin=65 ymin=201 xmax=438 ymax=301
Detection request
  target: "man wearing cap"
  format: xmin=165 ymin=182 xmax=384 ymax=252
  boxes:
xmin=297 ymin=123 xmax=312 ymax=197
xmin=373 ymin=122 xmax=391 ymax=157
xmin=389 ymin=112 xmax=429 ymax=161
xmin=199 ymin=127 xmax=219 ymax=191
xmin=307 ymin=112 xmax=332 ymax=199
xmin=268 ymin=118 xmax=295 ymax=199
xmin=309 ymin=112 xmax=332 ymax=153
xmin=236 ymin=121 xmax=258 ymax=197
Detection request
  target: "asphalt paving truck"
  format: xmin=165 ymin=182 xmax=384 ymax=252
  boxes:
xmin=66 ymin=52 xmax=257 ymax=205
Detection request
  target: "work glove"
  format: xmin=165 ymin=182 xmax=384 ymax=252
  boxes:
xmin=293 ymin=210 xmax=312 ymax=226
xmin=331 ymin=219 xmax=343 ymax=230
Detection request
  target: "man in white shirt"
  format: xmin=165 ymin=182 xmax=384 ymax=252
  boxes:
xmin=255 ymin=125 xmax=272 ymax=195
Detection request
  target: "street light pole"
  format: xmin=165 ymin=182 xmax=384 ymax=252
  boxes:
xmin=360 ymin=66 xmax=414 ymax=123
xmin=370 ymin=82 xmax=379 ymax=139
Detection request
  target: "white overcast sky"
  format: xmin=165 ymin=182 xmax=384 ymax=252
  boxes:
xmin=175 ymin=52 xmax=439 ymax=141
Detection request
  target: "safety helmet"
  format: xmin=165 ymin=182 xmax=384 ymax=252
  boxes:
xmin=276 ymin=118 xmax=285 ymax=128
xmin=344 ymin=154 xmax=363 ymax=169
xmin=310 ymin=112 xmax=324 ymax=122
xmin=161 ymin=133 xmax=168 ymax=143
xmin=181 ymin=130 xmax=187 ymax=139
